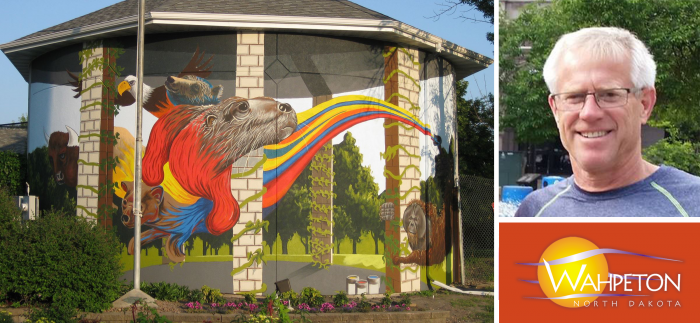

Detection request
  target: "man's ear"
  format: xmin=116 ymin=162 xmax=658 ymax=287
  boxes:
xmin=639 ymin=87 xmax=657 ymax=124
xmin=548 ymin=94 xmax=559 ymax=123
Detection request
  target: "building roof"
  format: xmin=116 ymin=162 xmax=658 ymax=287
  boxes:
xmin=0 ymin=127 xmax=27 ymax=154
xmin=1 ymin=0 xmax=491 ymax=80
xmin=16 ymin=0 xmax=394 ymax=42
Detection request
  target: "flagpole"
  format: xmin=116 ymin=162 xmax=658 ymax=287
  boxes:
xmin=132 ymin=0 xmax=146 ymax=291
xmin=113 ymin=0 xmax=156 ymax=308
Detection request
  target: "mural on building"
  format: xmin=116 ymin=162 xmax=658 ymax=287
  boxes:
xmin=26 ymin=44 xmax=83 ymax=212
xmin=44 ymin=126 xmax=80 ymax=188
xmin=394 ymin=199 xmax=449 ymax=266
xmin=140 ymin=95 xmax=297 ymax=258
xmin=108 ymin=34 xmax=239 ymax=263
xmin=115 ymin=47 xmax=221 ymax=117
xmin=26 ymin=32 xmax=463 ymax=295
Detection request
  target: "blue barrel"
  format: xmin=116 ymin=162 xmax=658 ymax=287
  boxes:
xmin=501 ymin=186 xmax=533 ymax=204
xmin=542 ymin=176 xmax=565 ymax=188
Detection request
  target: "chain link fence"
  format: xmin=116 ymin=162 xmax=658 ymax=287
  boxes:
xmin=459 ymin=175 xmax=494 ymax=286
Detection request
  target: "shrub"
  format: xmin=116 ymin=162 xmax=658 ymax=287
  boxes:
xmin=188 ymin=288 xmax=206 ymax=303
xmin=0 ymin=310 xmax=13 ymax=323
xmin=236 ymin=313 xmax=277 ymax=323
xmin=140 ymin=282 xmax=191 ymax=302
xmin=380 ymin=292 xmax=392 ymax=306
xmin=132 ymin=301 xmax=172 ymax=323
xmin=0 ymin=188 xmax=123 ymax=320
xmin=201 ymin=285 xmax=225 ymax=304
xmin=357 ymin=294 xmax=372 ymax=312
xmin=332 ymin=291 xmax=349 ymax=307
xmin=242 ymin=292 xmax=256 ymax=304
xmin=299 ymin=287 xmax=324 ymax=308
xmin=138 ymin=282 xmax=221 ymax=304
xmin=644 ymin=139 xmax=700 ymax=176
xmin=398 ymin=293 xmax=411 ymax=306
xmin=280 ymin=290 xmax=298 ymax=307
xmin=0 ymin=151 xmax=26 ymax=195
xmin=27 ymin=304 xmax=77 ymax=323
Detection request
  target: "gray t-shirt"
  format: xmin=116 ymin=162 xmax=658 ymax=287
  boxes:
xmin=514 ymin=165 xmax=700 ymax=217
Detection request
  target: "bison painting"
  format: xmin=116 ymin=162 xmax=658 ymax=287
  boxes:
xmin=45 ymin=126 xmax=79 ymax=187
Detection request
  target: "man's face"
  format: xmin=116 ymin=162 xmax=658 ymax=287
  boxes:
xmin=548 ymin=51 xmax=656 ymax=175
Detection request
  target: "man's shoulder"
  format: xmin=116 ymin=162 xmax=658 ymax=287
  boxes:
xmin=514 ymin=179 xmax=571 ymax=217
xmin=657 ymin=165 xmax=700 ymax=186
xmin=654 ymin=166 xmax=700 ymax=216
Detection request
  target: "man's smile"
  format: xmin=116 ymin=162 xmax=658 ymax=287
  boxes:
xmin=578 ymin=130 xmax=612 ymax=139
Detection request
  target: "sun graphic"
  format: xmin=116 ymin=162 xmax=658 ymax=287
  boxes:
xmin=537 ymin=237 xmax=609 ymax=308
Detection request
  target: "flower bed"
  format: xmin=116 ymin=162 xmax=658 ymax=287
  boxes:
xmin=182 ymin=299 xmax=413 ymax=315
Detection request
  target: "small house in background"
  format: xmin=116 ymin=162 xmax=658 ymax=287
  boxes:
xmin=0 ymin=123 xmax=27 ymax=154
xmin=1 ymin=0 xmax=490 ymax=295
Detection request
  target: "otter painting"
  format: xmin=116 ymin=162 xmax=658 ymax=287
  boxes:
xmin=164 ymin=75 xmax=223 ymax=107
xmin=143 ymin=96 xmax=297 ymax=239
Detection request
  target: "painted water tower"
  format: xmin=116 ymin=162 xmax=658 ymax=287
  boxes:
xmin=1 ymin=0 xmax=491 ymax=295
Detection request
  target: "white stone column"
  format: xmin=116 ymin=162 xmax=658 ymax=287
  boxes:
xmin=397 ymin=47 xmax=422 ymax=292
xmin=231 ymin=31 xmax=266 ymax=294
xmin=76 ymin=42 xmax=103 ymax=220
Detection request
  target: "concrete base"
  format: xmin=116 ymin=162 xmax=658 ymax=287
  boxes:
xmin=112 ymin=289 xmax=158 ymax=308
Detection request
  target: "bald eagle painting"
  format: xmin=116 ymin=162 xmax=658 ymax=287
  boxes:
xmin=116 ymin=47 xmax=223 ymax=117
xmin=68 ymin=47 xmax=222 ymax=118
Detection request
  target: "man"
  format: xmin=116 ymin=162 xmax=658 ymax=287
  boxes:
xmin=515 ymin=27 xmax=700 ymax=217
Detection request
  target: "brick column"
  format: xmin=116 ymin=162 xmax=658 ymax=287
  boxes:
xmin=310 ymin=95 xmax=334 ymax=268
xmin=231 ymin=31 xmax=265 ymax=294
xmin=76 ymin=42 xmax=103 ymax=220
xmin=383 ymin=46 xmax=421 ymax=293
xmin=236 ymin=31 xmax=265 ymax=99
xmin=396 ymin=48 xmax=422 ymax=292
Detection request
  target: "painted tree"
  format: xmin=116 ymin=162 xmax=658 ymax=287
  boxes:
xmin=199 ymin=229 xmax=232 ymax=255
xmin=346 ymin=184 xmax=382 ymax=254
xmin=184 ymin=236 xmax=196 ymax=256
xmin=500 ymin=0 xmax=700 ymax=174
xmin=363 ymin=192 xmax=386 ymax=255
xmin=333 ymin=132 xmax=382 ymax=254
xmin=263 ymin=163 xmax=313 ymax=254
xmin=331 ymin=205 xmax=352 ymax=253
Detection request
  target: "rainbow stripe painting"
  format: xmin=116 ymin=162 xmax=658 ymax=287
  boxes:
xmin=262 ymin=95 xmax=438 ymax=216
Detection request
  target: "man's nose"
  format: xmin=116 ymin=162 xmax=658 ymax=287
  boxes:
xmin=579 ymin=94 xmax=604 ymax=120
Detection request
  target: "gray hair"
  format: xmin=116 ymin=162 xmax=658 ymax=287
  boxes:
xmin=542 ymin=27 xmax=656 ymax=93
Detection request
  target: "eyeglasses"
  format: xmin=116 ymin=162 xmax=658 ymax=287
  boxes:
xmin=550 ymin=88 xmax=638 ymax=111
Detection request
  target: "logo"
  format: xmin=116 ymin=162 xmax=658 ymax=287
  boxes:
xmin=519 ymin=237 xmax=682 ymax=308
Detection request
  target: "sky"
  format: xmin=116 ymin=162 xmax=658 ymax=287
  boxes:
xmin=0 ymin=0 xmax=494 ymax=124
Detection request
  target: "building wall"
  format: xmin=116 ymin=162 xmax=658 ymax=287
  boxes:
xmin=27 ymin=44 xmax=82 ymax=213
xmin=26 ymin=32 xmax=459 ymax=295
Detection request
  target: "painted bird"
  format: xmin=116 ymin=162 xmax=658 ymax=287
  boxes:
xmin=115 ymin=46 xmax=218 ymax=117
